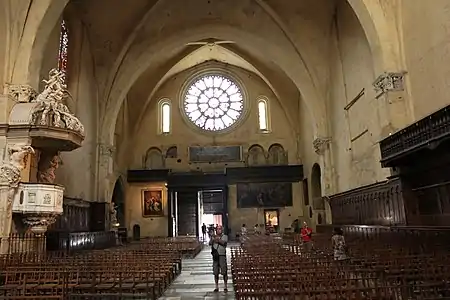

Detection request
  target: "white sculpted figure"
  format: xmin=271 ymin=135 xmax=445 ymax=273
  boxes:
xmin=110 ymin=202 xmax=118 ymax=227
xmin=0 ymin=144 xmax=35 ymax=205
xmin=29 ymin=69 xmax=85 ymax=136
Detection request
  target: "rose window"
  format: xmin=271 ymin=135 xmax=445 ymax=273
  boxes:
xmin=183 ymin=74 xmax=244 ymax=131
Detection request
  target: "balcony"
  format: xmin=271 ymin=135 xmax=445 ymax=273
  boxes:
xmin=379 ymin=104 xmax=450 ymax=167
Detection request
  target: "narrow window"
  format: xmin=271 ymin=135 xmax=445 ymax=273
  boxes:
xmin=258 ymin=99 xmax=269 ymax=131
xmin=58 ymin=19 xmax=69 ymax=83
xmin=161 ymin=102 xmax=171 ymax=134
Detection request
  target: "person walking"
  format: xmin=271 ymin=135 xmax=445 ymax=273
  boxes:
xmin=201 ymin=223 xmax=207 ymax=241
xmin=209 ymin=226 xmax=228 ymax=293
xmin=332 ymin=227 xmax=349 ymax=261
xmin=301 ymin=222 xmax=313 ymax=251
xmin=240 ymin=223 xmax=247 ymax=245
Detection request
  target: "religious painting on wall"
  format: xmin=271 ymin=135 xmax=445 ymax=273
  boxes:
xmin=237 ymin=182 xmax=293 ymax=208
xmin=142 ymin=189 xmax=164 ymax=217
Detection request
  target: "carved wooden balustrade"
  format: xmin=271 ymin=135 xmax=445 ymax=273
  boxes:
xmin=380 ymin=104 xmax=450 ymax=167
xmin=316 ymin=224 xmax=450 ymax=253
xmin=328 ymin=178 xmax=406 ymax=226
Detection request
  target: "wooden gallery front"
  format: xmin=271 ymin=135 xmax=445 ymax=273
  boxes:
xmin=320 ymin=104 xmax=450 ymax=243
xmin=127 ymin=145 xmax=303 ymax=238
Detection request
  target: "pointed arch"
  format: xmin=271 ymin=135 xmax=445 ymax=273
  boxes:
xmin=158 ymin=98 xmax=171 ymax=134
xmin=111 ymin=177 xmax=126 ymax=227
xmin=257 ymin=96 xmax=270 ymax=132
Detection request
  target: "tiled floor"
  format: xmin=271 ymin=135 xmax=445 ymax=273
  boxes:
xmin=158 ymin=244 xmax=236 ymax=300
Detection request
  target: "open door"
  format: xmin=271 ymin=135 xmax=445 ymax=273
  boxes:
xmin=264 ymin=209 xmax=280 ymax=233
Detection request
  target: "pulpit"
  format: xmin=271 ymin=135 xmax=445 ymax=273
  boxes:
xmin=0 ymin=69 xmax=85 ymax=253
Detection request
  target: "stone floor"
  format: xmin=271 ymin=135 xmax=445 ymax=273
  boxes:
xmin=158 ymin=243 xmax=236 ymax=300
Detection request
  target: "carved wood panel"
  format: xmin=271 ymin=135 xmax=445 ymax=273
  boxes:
xmin=329 ymin=178 xmax=406 ymax=226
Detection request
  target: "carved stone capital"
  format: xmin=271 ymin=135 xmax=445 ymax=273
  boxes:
xmin=373 ymin=72 xmax=406 ymax=96
xmin=6 ymin=84 xmax=37 ymax=103
xmin=100 ymin=143 xmax=116 ymax=157
xmin=23 ymin=214 xmax=58 ymax=233
xmin=313 ymin=137 xmax=331 ymax=155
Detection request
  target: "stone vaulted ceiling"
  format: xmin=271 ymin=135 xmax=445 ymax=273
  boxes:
xmin=69 ymin=0 xmax=339 ymax=138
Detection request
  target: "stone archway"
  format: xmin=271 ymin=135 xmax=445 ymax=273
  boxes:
xmin=99 ymin=23 xmax=327 ymax=148
xmin=346 ymin=0 xmax=401 ymax=73
xmin=111 ymin=177 xmax=126 ymax=228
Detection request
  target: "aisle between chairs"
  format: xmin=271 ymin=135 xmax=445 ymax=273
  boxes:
xmin=158 ymin=243 xmax=236 ymax=300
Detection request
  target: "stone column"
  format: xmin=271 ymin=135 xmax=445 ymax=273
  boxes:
xmin=97 ymin=143 xmax=116 ymax=202
xmin=0 ymin=184 xmax=12 ymax=254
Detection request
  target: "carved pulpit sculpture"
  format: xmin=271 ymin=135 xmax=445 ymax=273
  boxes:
xmin=0 ymin=68 xmax=85 ymax=253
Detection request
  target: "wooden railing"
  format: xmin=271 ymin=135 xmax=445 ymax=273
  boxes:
xmin=7 ymin=233 xmax=47 ymax=254
xmin=380 ymin=104 xmax=450 ymax=167
xmin=46 ymin=231 xmax=116 ymax=252
xmin=328 ymin=178 xmax=406 ymax=226
xmin=316 ymin=224 xmax=450 ymax=252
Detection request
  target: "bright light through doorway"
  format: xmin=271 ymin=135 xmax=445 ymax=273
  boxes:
xmin=200 ymin=214 xmax=222 ymax=241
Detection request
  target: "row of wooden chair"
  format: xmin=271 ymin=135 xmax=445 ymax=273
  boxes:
xmin=230 ymin=233 xmax=450 ymax=299
xmin=0 ymin=236 xmax=202 ymax=299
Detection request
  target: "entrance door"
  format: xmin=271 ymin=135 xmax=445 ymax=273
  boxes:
xmin=264 ymin=209 xmax=280 ymax=233
xmin=176 ymin=189 xmax=199 ymax=236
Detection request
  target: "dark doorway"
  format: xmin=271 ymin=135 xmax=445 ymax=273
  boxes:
xmin=311 ymin=164 xmax=324 ymax=210
xmin=132 ymin=224 xmax=140 ymax=240
xmin=111 ymin=178 xmax=125 ymax=227
xmin=176 ymin=189 xmax=199 ymax=236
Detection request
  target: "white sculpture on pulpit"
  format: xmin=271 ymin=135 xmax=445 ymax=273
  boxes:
xmin=29 ymin=68 xmax=85 ymax=136
xmin=0 ymin=144 xmax=35 ymax=202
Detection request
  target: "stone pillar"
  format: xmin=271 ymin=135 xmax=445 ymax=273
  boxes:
xmin=373 ymin=72 xmax=411 ymax=137
xmin=0 ymin=184 xmax=12 ymax=254
xmin=97 ymin=143 xmax=116 ymax=202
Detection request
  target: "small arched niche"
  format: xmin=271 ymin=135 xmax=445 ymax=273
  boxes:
xmin=311 ymin=163 xmax=324 ymax=210
xmin=268 ymin=143 xmax=287 ymax=165
xmin=246 ymin=144 xmax=266 ymax=166
xmin=166 ymin=146 xmax=178 ymax=158
xmin=144 ymin=147 xmax=165 ymax=169
xmin=132 ymin=224 xmax=141 ymax=241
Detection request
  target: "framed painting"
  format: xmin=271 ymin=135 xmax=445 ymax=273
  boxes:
xmin=237 ymin=182 xmax=293 ymax=208
xmin=142 ymin=189 xmax=164 ymax=217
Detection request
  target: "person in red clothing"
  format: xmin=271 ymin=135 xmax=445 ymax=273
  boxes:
xmin=300 ymin=222 xmax=313 ymax=251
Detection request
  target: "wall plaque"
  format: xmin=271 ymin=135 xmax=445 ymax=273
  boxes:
xmin=188 ymin=146 xmax=242 ymax=162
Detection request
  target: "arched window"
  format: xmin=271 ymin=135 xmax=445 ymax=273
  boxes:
xmin=58 ymin=19 xmax=69 ymax=84
xmin=160 ymin=100 xmax=171 ymax=134
xmin=257 ymin=98 xmax=269 ymax=132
